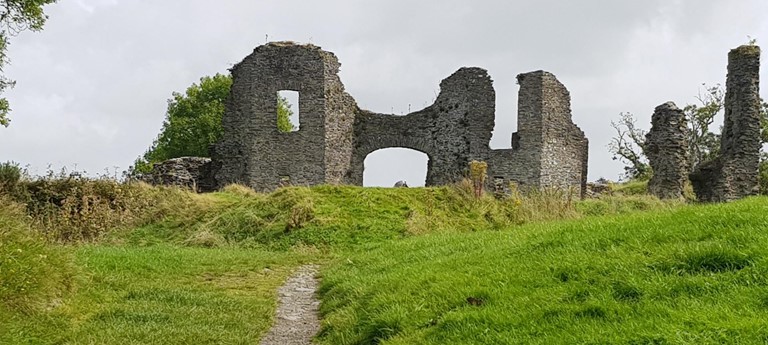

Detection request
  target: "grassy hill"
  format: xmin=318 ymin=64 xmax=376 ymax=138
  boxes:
xmin=319 ymin=196 xmax=768 ymax=344
xmin=3 ymin=180 xmax=765 ymax=344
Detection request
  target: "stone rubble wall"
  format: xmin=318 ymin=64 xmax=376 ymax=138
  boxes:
xmin=139 ymin=157 xmax=214 ymax=193
xmin=646 ymin=102 xmax=688 ymax=200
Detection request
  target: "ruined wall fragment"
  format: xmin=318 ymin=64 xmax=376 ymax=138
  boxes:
xmin=348 ymin=67 xmax=496 ymax=186
xmin=211 ymin=42 xmax=358 ymax=191
xmin=489 ymin=71 xmax=588 ymax=197
xmin=140 ymin=157 xmax=214 ymax=193
xmin=690 ymin=45 xmax=761 ymax=202
xmin=646 ymin=102 xmax=688 ymax=199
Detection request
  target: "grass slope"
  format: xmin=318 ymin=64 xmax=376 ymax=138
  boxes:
xmin=319 ymin=197 xmax=768 ymax=344
xmin=0 ymin=183 xmax=707 ymax=344
xmin=125 ymin=185 xmax=670 ymax=250
xmin=1 ymin=245 xmax=314 ymax=344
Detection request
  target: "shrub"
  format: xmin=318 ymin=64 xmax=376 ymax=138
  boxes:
xmin=12 ymin=175 xmax=196 ymax=242
xmin=468 ymin=160 xmax=487 ymax=198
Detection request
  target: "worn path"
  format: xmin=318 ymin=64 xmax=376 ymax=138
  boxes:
xmin=259 ymin=265 xmax=321 ymax=345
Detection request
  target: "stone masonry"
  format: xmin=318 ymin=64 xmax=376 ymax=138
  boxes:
xmin=211 ymin=42 xmax=589 ymax=195
xmin=645 ymin=102 xmax=688 ymax=199
xmin=139 ymin=157 xmax=214 ymax=193
xmin=690 ymin=45 xmax=761 ymax=202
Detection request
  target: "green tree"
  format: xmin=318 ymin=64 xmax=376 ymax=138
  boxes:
xmin=0 ymin=0 xmax=58 ymax=127
xmin=682 ymin=84 xmax=724 ymax=171
xmin=277 ymin=95 xmax=296 ymax=133
xmin=132 ymin=74 xmax=294 ymax=174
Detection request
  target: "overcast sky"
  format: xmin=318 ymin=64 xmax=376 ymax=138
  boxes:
xmin=0 ymin=0 xmax=766 ymax=186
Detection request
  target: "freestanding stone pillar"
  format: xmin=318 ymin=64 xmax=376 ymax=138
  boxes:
xmin=646 ymin=102 xmax=688 ymax=199
xmin=690 ymin=45 xmax=761 ymax=202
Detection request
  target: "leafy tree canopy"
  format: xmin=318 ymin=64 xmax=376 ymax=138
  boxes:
xmin=0 ymin=0 xmax=58 ymax=127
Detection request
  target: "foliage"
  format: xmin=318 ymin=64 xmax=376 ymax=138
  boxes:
xmin=277 ymin=94 xmax=296 ymax=133
xmin=608 ymin=112 xmax=650 ymax=180
xmin=0 ymin=0 xmax=58 ymax=127
xmin=132 ymin=74 xmax=232 ymax=174
xmin=0 ymin=160 xmax=21 ymax=188
xmin=0 ymin=168 xmax=202 ymax=242
xmin=318 ymin=197 xmax=768 ymax=344
xmin=760 ymin=153 xmax=768 ymax=195
xmin=132 ymin=74 xmax=295 ymax=174
xmin=683 ymin=84 xmax=724 ymax=171
xmin=468 ymin=160 xmax=487 ymax=198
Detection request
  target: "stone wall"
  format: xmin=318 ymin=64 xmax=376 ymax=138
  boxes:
xmin=646 ymin=102 xmax=688 ymax=199
xmin=487 ymin=71 xmax=588 ymax=197
xmin=690 ymin=45 xmax=761 ymax=202
xmin=139 ymin=157 xmax=214 ymax=193
xmin=211 ymin=42 xmax=589 ymax=195
xmin=211 ymin=42 xmax=358 ymax=191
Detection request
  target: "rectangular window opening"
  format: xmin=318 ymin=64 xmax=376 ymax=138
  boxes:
xmin=277 ymin=90 xmax=299 ymax=132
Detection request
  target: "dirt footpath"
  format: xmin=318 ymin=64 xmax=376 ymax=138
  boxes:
xmin=259 ymin=265 xmax=321 ymax=345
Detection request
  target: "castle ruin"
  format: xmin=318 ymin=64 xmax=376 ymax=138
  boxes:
xmin=209 ymin=42 xmax=589 ymax=195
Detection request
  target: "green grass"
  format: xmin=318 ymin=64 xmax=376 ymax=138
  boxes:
xmin=0 ymin=199 xmax=75 ymax=314
xmin=120 ymin=185 xmax=670 ymax=251
xmin=3 ymin=183 xmax=742 ymax=344
xmin=1 ymin=245 xmax=316 ymax=344
xmin=318 ymin=197 xmax=768 ymax=344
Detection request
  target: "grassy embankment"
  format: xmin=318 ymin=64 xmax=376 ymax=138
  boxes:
xmin=318 ymin=196 xmax=768 ymax=344
xmin=5 ymin=175 xmax=758 ymax=344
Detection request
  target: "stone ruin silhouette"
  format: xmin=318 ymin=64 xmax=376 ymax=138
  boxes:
xmin=143 ymin=42 xmax=761 ymax=203
xmin=645 ymin=45 xmax=761 ymax=202
xmin=207 ymin=41 xmax=589 ymax=195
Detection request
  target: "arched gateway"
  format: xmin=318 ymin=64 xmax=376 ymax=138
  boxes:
xmin=211 ymin=42 xmax=589 ymax=196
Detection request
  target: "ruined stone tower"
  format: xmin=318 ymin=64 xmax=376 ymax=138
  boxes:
xmin=211 ymin=42 xmax=358 ymax=190
xmin=690 ymin=45 xmax=761 ymax=202
xmin=211 ymin=42 xmax=589 ymax=194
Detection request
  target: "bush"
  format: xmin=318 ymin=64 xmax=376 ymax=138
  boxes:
xmin=5 ymin=173 xmax=197 ymax=242
xmin=0 ymin=161 xmax=25 ymax=199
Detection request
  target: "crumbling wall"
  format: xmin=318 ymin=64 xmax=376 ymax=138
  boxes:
xmin=646 ymin=102 xmax=688 ymax=199
xmin=140 ymin=157 xmax=214 ymax=193
xmin=211 ymin=42 xmax=589 ymax=195
xmin=211 ymin=42 xmax=358 ymax=191
xmin=487 ymin=71 xmax=588 ymax=197
xmin=690 ymin=45 xmax=761 ymax=202
xmin=348 ymin=68 xmax=496 ymax=186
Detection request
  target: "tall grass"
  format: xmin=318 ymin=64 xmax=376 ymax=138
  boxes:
xmin=0 ymin=199 xmax=75 ymax=313
xmin=1 ymin=170 xmax=207 ymax=241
